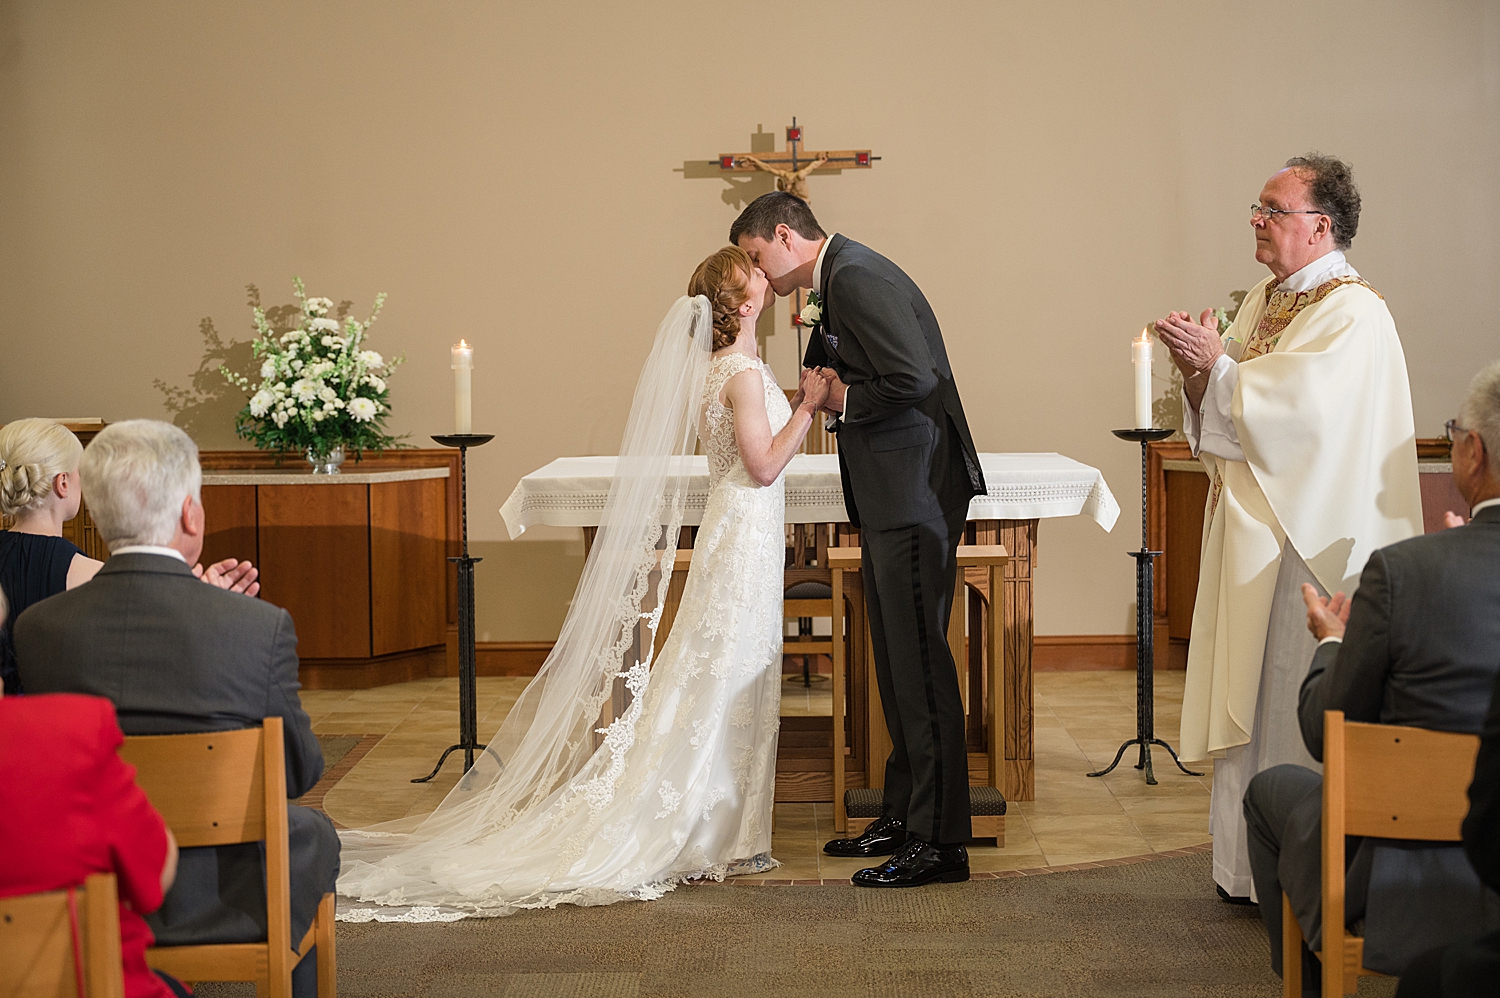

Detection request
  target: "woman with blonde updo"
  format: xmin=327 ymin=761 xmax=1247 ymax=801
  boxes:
xmin=0 ymin=419 xmax=101 ymax=694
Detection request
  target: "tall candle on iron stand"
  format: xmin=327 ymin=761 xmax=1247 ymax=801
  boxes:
xmin=452 ymin=339 xmax=473 ymax=434
xmin=1133 ymin=328 xmax=1153 ymax=429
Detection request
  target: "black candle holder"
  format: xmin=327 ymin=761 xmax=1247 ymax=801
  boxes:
xmin=413 ymin=433 xmax=500 ymax=783
xmin=1087 ymin=427 xmax=1203 ymax=785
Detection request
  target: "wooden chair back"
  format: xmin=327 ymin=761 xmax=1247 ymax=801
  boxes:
xmin=119 ymin=718 xmax=324 ymax=998
xmin=1284 ymin=711 xmax=1480 ymax=997
xmin=0 ymin=873 xmax=124 ymax=998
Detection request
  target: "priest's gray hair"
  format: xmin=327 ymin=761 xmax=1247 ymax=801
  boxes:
xmin=81 ymin=420 xmax=202 ymax=547
xmin=1460 ymin=360 xmax=1500 ymax=477
xmin=1285 ymin=153 xmax=1360 ymax=251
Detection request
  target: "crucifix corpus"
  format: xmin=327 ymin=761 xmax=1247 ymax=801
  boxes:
xmin=716 ymin=118 xmax=879 ymax=341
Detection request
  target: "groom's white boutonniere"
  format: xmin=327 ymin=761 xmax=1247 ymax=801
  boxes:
xmin=798 ymin=290 xmax=822 ymax=327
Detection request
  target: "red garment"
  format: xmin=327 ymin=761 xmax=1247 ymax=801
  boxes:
xmin=0 ymin=694 xmax=174 ymax=998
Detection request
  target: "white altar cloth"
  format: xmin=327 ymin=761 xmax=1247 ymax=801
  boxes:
xmin=500 ymin=453 xmax=1119 ymax=539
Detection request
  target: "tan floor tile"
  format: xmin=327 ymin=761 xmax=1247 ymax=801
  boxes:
xmin=318 ymin=669 xmax=1211 ymax=871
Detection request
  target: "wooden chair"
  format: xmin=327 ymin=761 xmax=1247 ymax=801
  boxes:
xmin=0 ymin=872 xmax=125 ymax=998
xmin=120 ymin=717 xmax=336 ymax=998
xmin=1282 ymin=711 xmax=1481 ymax=997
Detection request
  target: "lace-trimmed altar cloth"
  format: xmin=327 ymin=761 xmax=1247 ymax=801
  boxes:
xmin=500 ymin=452 xmax=1120 ymax=536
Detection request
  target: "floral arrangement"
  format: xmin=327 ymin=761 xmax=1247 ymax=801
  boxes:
xmin=221 ymin=278 xmax=404 ymax=460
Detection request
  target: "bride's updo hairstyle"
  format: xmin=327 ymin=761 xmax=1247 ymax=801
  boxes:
xmin=688 ymin=246 xmax=754 ymax=351
xmin=0 ymin=419 xmax=83 ymax=519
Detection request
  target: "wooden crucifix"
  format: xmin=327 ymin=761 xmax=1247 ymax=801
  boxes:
xmin=714 ymin=118 xmax=879 ymax=337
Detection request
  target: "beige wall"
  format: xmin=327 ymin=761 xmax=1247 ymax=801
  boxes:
xmin=3 ymin=1 xmax=1497 ymax=642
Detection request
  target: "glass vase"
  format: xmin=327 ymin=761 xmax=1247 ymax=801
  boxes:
xmin=306 ymin=444 xmax=346 ymax=475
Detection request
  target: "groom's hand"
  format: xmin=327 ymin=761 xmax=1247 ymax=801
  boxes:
xmin=819 ymin=369 xmax=847 ymax=414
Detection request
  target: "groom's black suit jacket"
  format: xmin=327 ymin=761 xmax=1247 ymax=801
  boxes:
xmin=803 ymin=234 xmax=985 ymax=530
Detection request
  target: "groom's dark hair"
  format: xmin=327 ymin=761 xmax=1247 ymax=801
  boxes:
xmin=729 ymin=192 xmax=826 ymax=245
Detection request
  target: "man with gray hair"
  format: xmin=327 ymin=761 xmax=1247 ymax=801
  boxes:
xmin=1153 ymin=154 xmax=1423 ymax=901
xmin=1241 ymin=360 xmax=1500 ymax=989
xmin=14 ymin=419 xmax=338 ymax=998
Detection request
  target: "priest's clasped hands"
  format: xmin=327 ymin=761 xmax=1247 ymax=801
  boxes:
xmin=1154 ymin=310 xmax=1225 ymax=379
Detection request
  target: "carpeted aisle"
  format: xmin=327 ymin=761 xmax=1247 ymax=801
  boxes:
xmin=197 ymin=852 xmax=1401 ymax=997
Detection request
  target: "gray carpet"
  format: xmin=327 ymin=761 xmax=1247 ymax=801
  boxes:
xmin=193 ymin=852 xmax=1403 ymax=997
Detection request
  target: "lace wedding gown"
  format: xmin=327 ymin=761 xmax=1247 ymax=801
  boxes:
xmin=338 ymin=352 xmax=791 ymax=921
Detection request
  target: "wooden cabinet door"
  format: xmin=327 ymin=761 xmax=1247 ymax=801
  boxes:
xmin=200 ymin=485 xmax=258 ymax=570
xmin=369 ymin=477 xmax=447 ymax=655
xmin=257 ymin=484 xmax=372 ymax=659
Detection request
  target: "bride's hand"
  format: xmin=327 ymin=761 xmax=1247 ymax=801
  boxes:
xmin=800 ymin=368 xmax=831 ymax=411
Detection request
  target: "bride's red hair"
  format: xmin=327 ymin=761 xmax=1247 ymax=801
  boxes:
xmin=688 ymin=246 xmax=753 ymax=351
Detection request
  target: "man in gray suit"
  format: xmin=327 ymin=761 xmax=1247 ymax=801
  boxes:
xmin=734 ymin=193 xmax=986 ymax=887
xmin=1243 ymin=360 xmax=1500 ymax=991
xmin=15 ymin=420 xmax=339 ymax=997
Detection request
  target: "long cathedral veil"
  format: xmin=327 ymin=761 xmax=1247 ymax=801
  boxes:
xmin=337 ymin=295 xmax=713 ymax=881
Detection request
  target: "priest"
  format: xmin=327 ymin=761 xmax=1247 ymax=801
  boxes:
xmin=1153 ymin=153 xmax=1422 ymax=901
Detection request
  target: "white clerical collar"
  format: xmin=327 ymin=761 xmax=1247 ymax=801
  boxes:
xmin=1277 ymin=249 xmax=1357 ymax=293
xmin=110 ymin=545 xmax=187 ymax=563
xmin=1472 ymin=497 xmax=1500 ymax=517
xmin=811 ymin=235 xmax=836 ymax=296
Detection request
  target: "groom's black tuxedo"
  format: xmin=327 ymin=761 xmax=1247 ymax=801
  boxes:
xmin=803 ymin=234 xmax=987 ymax=844
xmin=803 ymin=234 xmax=985 ymax=530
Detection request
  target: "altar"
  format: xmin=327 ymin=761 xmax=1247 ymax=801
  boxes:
xmin=502 ymin=452 xmax=1119 ymax=802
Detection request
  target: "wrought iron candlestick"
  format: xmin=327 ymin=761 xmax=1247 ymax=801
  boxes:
xmin=1087 ymin=427 xmax=1202 ymax=785
xmin=414 ymin=432 xmax=497 ymax=783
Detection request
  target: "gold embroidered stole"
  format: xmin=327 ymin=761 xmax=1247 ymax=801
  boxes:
xmin=1204 ymin=275 xmax=1381 ymax=523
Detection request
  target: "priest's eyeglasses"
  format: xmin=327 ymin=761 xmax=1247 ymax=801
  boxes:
xmin=1446 ymin=419 xmax=1473 ymax=443
xmin=1250 ymin=203 xmax=1325 ymax=223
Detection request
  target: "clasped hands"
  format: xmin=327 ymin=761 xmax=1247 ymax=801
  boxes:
xmin=193 ymin=558 xmax=260 ymax=597
xmin=1154 ymin=310 xmax=1225 ymax=379
xmin=791 ymin=367 xmax=847 ymax=416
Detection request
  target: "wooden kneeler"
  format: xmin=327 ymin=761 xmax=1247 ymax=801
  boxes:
xmin=121 ymin=717 xmax=336 ymax=998
xmin=835 ymin=544 xmax=1008 ymax=844
xmin=1282 ymin=711 xmax=1479 ymax=997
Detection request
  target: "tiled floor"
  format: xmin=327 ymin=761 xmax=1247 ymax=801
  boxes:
xmin=305 ymin=669 xmax=1211 ymax=881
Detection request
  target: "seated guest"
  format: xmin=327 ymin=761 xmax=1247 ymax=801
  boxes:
xmin=1243 ymin=359 xmax=1500 ymax=993
xmin=0 ymin=685 xmax=190 ymax=998
xmin=1395 ymin=392 xmax=1500 ymax=998
xmin=13 ymin=420 xmax=338 ymax=998
xmin=0 ymin=419 xmax=97 ymax=695
xmin=0 ymin=417 xmax=259 ymax=695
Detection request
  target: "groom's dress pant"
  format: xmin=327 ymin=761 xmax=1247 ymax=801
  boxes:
xmin=861 ymin=501 xmax=973 ymax=845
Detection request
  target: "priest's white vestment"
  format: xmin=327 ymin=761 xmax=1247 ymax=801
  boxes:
xmin=1179 ymin=250 xmax=1422 ymax=896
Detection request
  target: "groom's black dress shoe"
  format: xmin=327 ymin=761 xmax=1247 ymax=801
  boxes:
xmin=851 ymin=838 xmax=969 ymax=888
xmin=823 ymin=815 xmax=909 ymax=857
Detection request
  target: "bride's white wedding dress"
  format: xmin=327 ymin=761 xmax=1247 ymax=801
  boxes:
xmin=337 ymin=350 xmax=791 ymax=921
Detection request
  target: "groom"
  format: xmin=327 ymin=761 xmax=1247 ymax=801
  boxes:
xmin=732 ymin=192 xmax=987 ymax=887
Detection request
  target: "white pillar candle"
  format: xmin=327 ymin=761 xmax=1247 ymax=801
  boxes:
xmin=1133 ymin=328 xmax=1153 ymax=429
xmin=452 ymin=339 xmax=473 ymax=434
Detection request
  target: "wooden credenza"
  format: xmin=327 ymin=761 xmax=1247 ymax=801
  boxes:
xmin=15 ymin=431 xmax=466 ymax=690
xmin=199 ymin=466 xmax=451 ymax=688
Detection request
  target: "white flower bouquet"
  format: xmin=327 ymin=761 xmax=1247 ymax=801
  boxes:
xmin=221 ymin=277 xmax=405 ymax=461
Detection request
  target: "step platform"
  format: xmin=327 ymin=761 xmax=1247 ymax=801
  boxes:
xmin=843 ymin=786 xmax=1006 ymax=845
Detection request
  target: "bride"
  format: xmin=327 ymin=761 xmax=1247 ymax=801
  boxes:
xmin=337 ymin=246 xmax=830 ymax=920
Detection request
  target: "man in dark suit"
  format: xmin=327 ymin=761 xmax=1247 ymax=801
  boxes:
xmin=15 ymin=420 xmax=339 ymax=998
xmin=1242 ymin=360 xmax=1500 ymax=992
xmin=1394 ymin=664 xmax=1500 ymax=997
xmin=733 ymin=192 xmax=986 ymax=887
